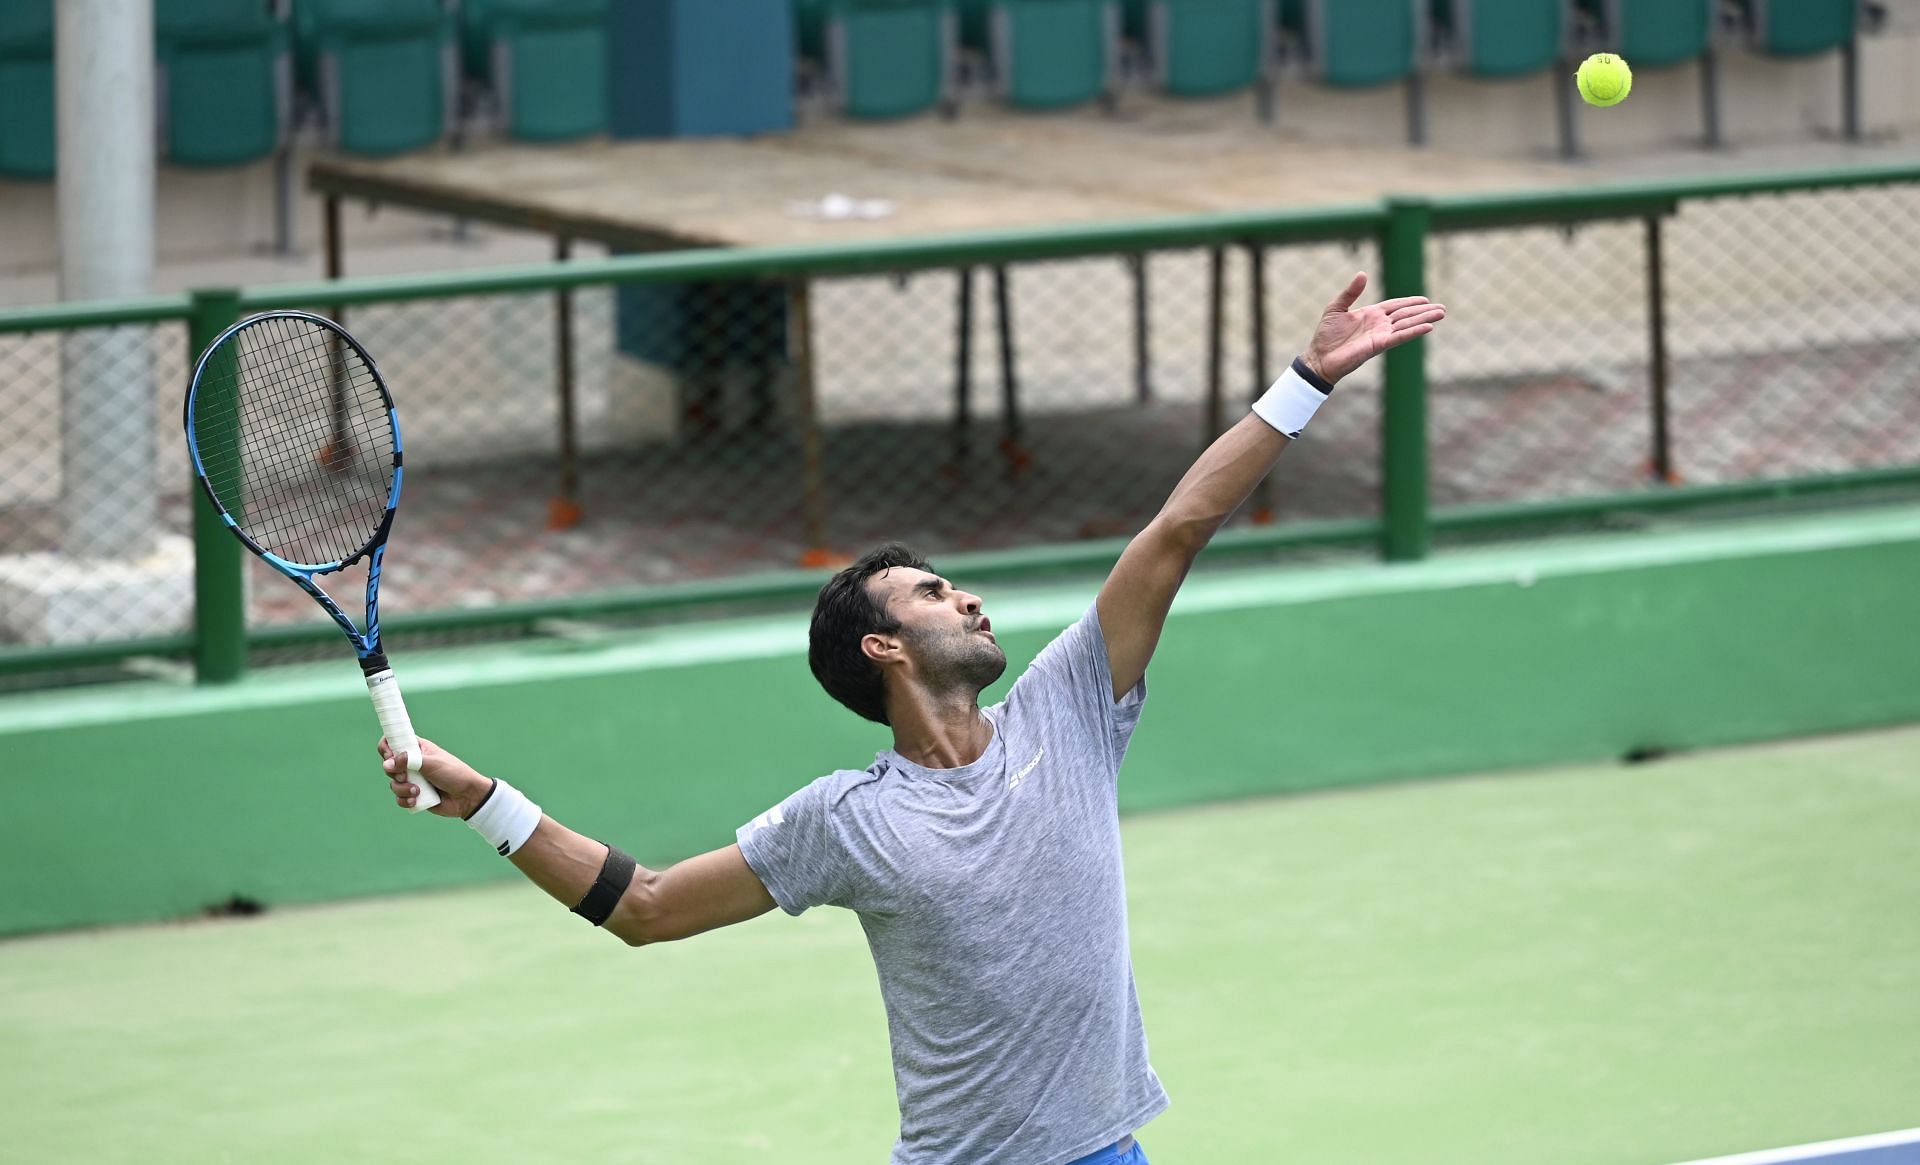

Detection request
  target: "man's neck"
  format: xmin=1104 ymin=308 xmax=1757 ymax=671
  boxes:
xmin=888 ymin=698 xmax=994 ymax=770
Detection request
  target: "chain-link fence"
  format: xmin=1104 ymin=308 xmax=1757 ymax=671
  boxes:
xmin=271 ymin=241 xmax=1377 ymax=638
xmin=1428 ymin=183 xmax=1920 ymax=506
xmin=0 ymin=320 xmax=196 ymax=658
xmin=3 ymin=168 xmax=1918 ymax=686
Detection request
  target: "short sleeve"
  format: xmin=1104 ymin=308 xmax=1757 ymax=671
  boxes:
xmin=1005 ymin=602 xmax=1149 ymax=770
xmin=735 ymin=774 xmax=858 ymax=916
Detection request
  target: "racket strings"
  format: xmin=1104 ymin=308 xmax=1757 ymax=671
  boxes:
xmin=193 ymin=315 xmax=396 ymax=567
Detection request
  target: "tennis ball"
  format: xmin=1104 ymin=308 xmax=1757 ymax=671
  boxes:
xmin=1576 ymin=53 xmax=1632 ymax=107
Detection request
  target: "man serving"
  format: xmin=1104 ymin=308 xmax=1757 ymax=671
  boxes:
xmin=384 ymin=273 xmax=1445 ymax=1165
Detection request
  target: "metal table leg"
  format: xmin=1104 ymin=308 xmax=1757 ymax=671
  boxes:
xmin=1248 ymin=243 xmax=1274 ymax=523
xmin=1203 ymin=246 xmax=1225 ymax=446
xmin=953 ymin=267 xmax=974 ymax=469
xmin=550 ymin=235 xmax=583 ymax=529
xmin=791 ymin=280 xmax=835 ymax=567
xmin=1132 ymin=253 xmax=1151 ymax=404
xmin=321 ymin=193 xmax=352 ymax=472
xmin=993 ymin=265 xmax=1029 ymax=477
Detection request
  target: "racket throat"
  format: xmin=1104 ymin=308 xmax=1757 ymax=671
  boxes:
xmin=359 ymin=651 xmax=392 ymax=676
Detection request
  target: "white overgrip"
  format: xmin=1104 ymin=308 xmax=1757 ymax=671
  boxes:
xmin=366 ymin=667 xmax=441 ymax=812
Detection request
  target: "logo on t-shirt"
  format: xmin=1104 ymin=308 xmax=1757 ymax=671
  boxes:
xmin=1007 ymin=748 xmax=1045 ymax=791
xmin=745 ymin=804 xmax=787 ymax=833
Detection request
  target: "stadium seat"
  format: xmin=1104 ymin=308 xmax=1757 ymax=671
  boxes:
xmin=1276 ymin=0 xmax=1428 ymax=144
xmin=1433 ymin=0 xmax=1565 ymax=77
xmin=295 ymin=0 xmax=457 ymax=155
xmin=1431 ymin=0 xmax=1570 ymax=153
xmin=1582 ymin=0 xmax=1713 ymax=68
xmin=821 ymin=0 xmax=957 ymax=120
xmin=0 ymin=0 xmax=54 ymax=180
xmin=154 ymin=0 xmax=292 ymax=166
xmin=1740 ymin=0 xmax=1857 ymax=56
xmin=986 ymin=0 xmax=1119 ymax=110
xmin=460 ymin=0 xmax=607 ymax=142
xmin=1132 ymin=0 xmax=1274 ymax=100
xmin=1734 ymin=0 xmax=1861 ymax=140
xmin=1568 ymin=0 xmax=1719 ymax=154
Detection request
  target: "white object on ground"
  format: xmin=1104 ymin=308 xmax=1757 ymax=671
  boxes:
xmin=786 ymin=192 xmax=897 ymax=220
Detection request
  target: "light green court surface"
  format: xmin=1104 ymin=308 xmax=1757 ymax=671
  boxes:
xmin=3 ymin=726 xmax=1916 ymax=1165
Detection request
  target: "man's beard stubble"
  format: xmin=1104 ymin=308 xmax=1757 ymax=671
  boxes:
xmin=905 ymin=622 xmax=1008 ymax=696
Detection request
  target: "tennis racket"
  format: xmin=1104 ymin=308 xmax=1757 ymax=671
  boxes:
xmin=184 ymin=310 xmax=440 ymax=812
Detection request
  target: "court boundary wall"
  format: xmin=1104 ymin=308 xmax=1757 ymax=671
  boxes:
xmin=3 ymin=503 xmax=1917 ymax=937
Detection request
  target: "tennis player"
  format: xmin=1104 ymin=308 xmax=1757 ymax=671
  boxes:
xmin=383 ymin=272 xmax=1444 ymax=1165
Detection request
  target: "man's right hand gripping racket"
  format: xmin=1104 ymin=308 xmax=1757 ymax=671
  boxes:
xmin=184 ymin=310 xmax=441 ymax=811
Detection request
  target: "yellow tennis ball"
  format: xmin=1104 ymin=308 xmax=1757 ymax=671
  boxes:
xmin=1576 ymin=53 xmax=1632 ymax=107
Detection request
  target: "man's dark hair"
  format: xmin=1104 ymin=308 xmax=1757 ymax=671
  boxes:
xmin=810 ymin=542 xmax=931 ymax=725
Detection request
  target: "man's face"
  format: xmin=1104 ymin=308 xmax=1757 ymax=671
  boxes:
xmin=865 ymin=567 xmax=1007 ymax=693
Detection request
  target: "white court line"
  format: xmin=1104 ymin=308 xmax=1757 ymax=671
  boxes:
xmin=1672 ymin=1128 xmax=1920 ymax=1165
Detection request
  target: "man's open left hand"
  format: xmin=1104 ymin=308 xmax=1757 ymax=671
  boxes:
xmin=1302 ymin=272 xmax=1447 ymax=384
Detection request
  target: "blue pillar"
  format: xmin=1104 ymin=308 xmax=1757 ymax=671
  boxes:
xmin=609 ymin=0 xmax=795 ymax=439
xmin=610 ymin=0 xmax=794 ymax=138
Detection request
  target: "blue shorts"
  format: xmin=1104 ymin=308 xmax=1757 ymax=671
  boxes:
xmin=1066 ymin=1136 xmax=1149 ymax=1165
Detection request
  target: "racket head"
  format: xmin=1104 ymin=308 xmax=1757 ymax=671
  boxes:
xmin=184 ymin=311 xmax=403 ymax=575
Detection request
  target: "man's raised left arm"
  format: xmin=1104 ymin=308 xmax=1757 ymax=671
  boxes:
xmin=1095 ymin=273 xmax=1446 ymax=700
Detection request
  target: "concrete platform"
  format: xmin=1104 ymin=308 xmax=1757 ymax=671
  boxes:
xmin=306 ymin=102 xmax=1584 ymax=251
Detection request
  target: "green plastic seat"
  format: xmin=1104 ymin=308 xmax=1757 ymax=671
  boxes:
xmin=0 ymin=0 xmax=54 ymax=179
xmin=1741 ymin=0 xmax=1856 ymax=57
xmin=988 ymin=0 xmax=1118 ymax=110
xmin=1584 ymin=0 xmax=1711 ymax=68
xmin=162 ymin=0 xmax=276 ymax=25
xmin=155 ymin=0 xmax=292 ymax=166
xmin=462 ymin=0 xmax=606 ymax=141
xmin=1431 ymin=0 xmax=1568 ymax=154
xmin=1433 ymin=0 xmax=1565 ymax=78
xmin=296 ymin=0 xmax=456 ymax=155
xmin=1273 ymin=0 xmax=1426 ymax=142
xmin=823 ymin=0 xmax=955 ymax=120
xmin=1303 ymin=0 xmax=1422 ymax=87
xmin=1569 ymin=0 xmax=1720 ymax=151
xmin=1733 ymin=0 xmax=1862 ymax=139
xmin=1138 ymin=0 xmax=1271 ymax=98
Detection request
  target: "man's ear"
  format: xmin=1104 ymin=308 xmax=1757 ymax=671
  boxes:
xmin=861 ymin=632 xmax=903 ymax=666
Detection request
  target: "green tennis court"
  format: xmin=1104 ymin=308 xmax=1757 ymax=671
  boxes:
xmin=3 ymin=725 xmax=1916 ymax=1164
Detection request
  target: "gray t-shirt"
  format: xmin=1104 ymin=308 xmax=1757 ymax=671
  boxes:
xmin=737 ymin=603 xmax=1168 ymax=1165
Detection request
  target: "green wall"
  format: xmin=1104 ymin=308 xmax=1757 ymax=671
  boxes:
xmin=4 ymin=505 xmax=1918 ymax=937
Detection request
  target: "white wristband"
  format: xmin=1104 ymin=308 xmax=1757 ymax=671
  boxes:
xmin=1251 ymin=358 xmax=1335 ymax=439
xmin=465 ymin=779 xmax=542 ymax=857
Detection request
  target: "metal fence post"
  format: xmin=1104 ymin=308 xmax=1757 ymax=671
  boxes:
xmin=1382 ymin=197 xmax=1431 ymax=563
xmin=188 ymin=288 xmax=246 ymax=683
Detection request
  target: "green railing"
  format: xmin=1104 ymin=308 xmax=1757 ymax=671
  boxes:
xmin=2 ymin=162 xmax=1917 ymax=685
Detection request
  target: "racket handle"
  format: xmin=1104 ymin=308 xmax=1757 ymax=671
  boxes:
xmin=367 ymin=667 xmax=441 ymax=813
